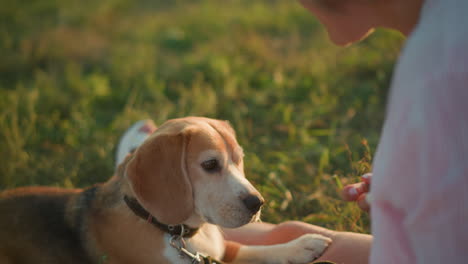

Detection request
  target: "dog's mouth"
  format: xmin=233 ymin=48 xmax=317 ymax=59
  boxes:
xmin=198 ymin=204 xmax=262 ymax=228
xmin=250 ymin=210 xmax=262 ymax=223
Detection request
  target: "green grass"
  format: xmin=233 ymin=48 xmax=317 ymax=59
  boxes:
xmin=0 ymin=0 xmax=404 ymax=233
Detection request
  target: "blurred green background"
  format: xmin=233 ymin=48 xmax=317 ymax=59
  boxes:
xmin=0 ymin=0 xmax=404 ymax=233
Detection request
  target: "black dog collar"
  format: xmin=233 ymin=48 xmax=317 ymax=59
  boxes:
xmin=123 ymin=195 xmax=199 ymax=238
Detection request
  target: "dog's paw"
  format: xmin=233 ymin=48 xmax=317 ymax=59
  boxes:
xmin=282 ymin=234 xmax=332 ymax=264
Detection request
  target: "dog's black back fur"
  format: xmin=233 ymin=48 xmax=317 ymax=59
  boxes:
xmin=0 ymin=187 xmax=94 ymax=264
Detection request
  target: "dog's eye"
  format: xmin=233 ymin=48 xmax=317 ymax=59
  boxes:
xmin=201 ymin=159 xmax=220 ymax=172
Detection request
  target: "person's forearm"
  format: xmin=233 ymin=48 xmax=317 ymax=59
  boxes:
xmin=316 ymin=231 xmax=371 ymax=264
xmin=223 ymin=221 xmax=371 ymax=264
xmin=258 ymin=221 xmax=371 ymax=264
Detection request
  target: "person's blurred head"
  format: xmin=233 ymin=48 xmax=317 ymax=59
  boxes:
xmin=299 ymin=0 xmax=425 ymax=46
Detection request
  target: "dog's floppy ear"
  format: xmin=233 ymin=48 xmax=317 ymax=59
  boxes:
xmin=126 ymin=128 xmax=194 ymax=225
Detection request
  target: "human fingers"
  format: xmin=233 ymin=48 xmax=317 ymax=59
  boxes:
xmin=356 ymin=193 xmax=370 ymax=212
xmin=361 ymin=173 xmax=372 ymax=185
xmin=341 ymin=182 xmax=369 ymax=201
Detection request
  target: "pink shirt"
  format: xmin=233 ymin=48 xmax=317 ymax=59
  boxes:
xmin=370 ymin=0 xmax=468 ymax=262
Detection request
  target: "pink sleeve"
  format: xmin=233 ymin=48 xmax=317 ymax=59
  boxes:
xmin=370 ymin=71 xmax=468 ymax=263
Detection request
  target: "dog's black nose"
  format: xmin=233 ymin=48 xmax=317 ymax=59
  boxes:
xmin=242 ymin=195 xmax=264 ymax=214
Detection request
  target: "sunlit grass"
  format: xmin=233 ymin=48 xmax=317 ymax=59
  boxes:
xmin=0 ymin=0 xmax=404 ymax=233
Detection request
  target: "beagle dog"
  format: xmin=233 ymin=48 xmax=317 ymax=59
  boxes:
xmin=0 ymin=117 xmax=331 ymax=264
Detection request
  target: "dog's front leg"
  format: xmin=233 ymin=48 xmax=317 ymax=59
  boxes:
xmin=227 ymin=233 xmax=331 ymax=264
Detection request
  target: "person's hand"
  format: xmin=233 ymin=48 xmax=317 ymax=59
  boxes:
xmin=341 ymin=173 xmax=372 ymax=212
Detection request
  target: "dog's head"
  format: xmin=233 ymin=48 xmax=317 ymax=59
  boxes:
xmin=124 ymin=117 xmax=264 ymax=228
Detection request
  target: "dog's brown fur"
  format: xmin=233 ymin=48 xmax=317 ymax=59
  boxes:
xmin=0 ymin=186 xmax=93 ymax=264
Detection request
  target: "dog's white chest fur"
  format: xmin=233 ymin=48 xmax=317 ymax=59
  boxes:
xmin=163 ymin=224 xmax=224 ymax=263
